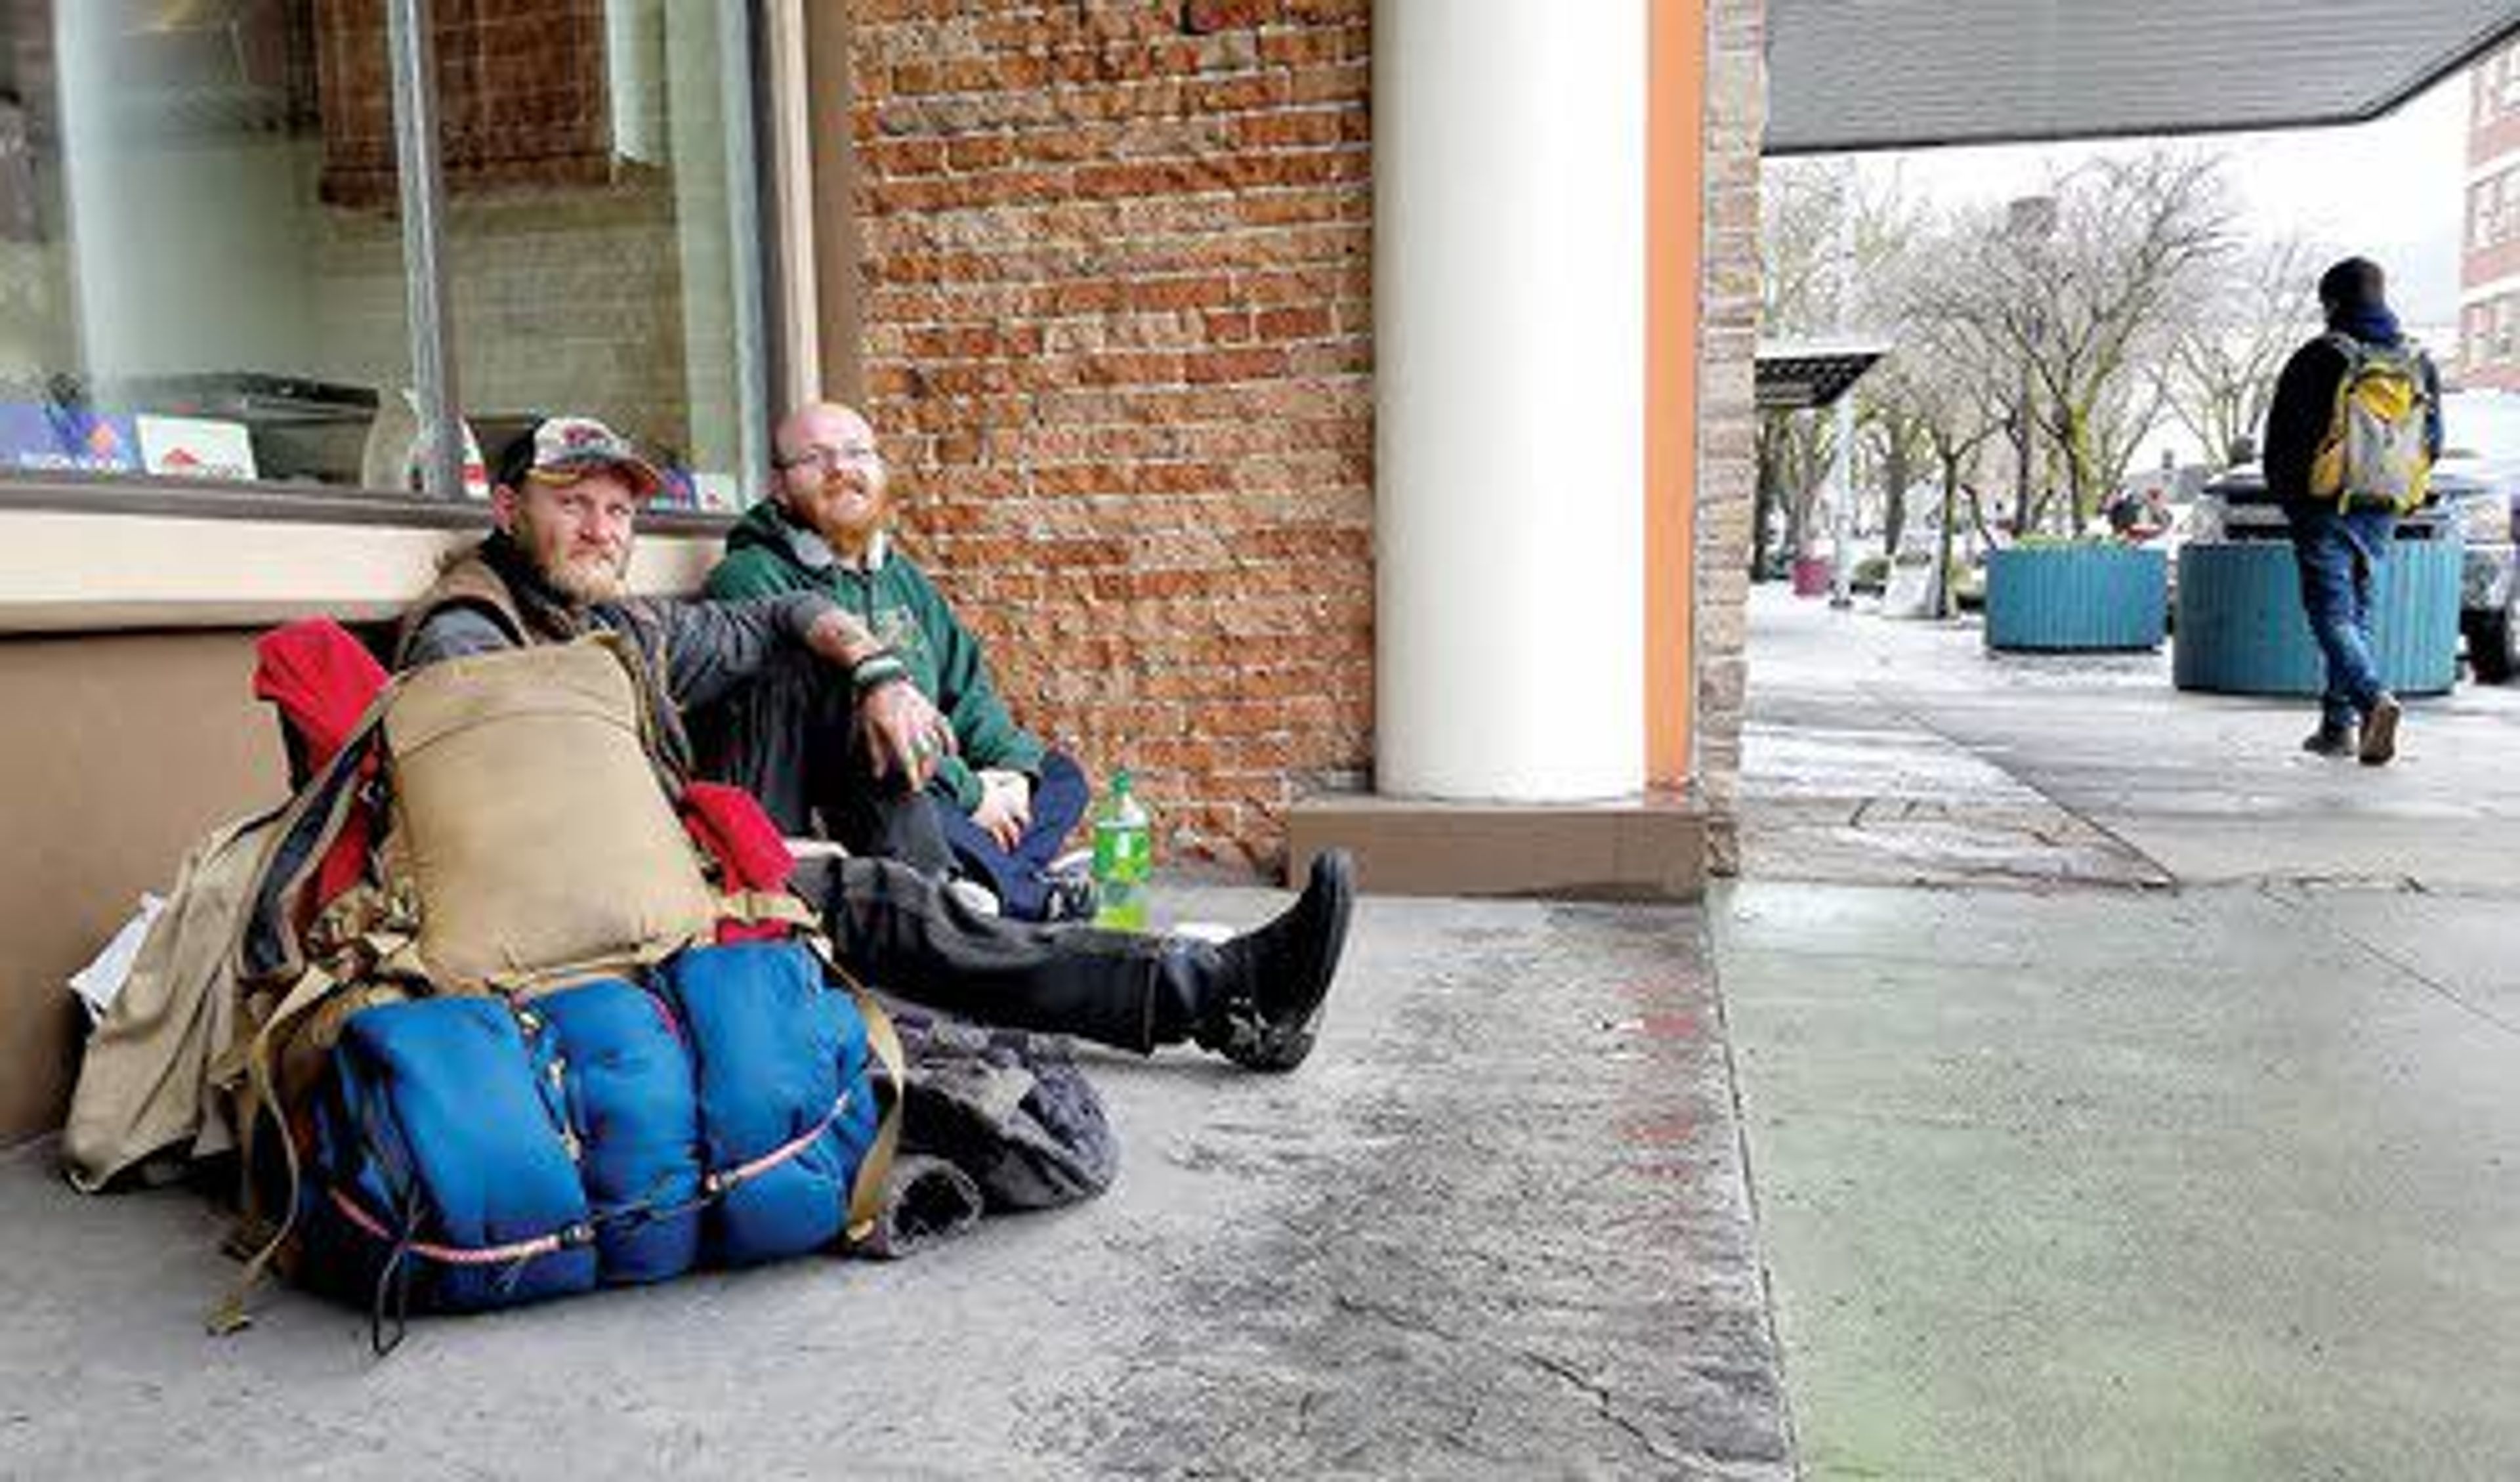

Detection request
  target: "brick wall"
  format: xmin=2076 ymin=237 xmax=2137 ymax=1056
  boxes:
xmin=2466 ymin=232 xmax=2520 ymax=291
xmin=850 ymin=0 xmax=1374 ymax=874
xmin=1695 ymin=0 xmax=1765 ymax=874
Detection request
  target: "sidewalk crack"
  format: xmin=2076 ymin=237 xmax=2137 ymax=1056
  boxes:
xmin=1857 ymin=681 xmax=2179 ymax=889
xmin=2267 ymin=891 xmax=2520 ymax=1040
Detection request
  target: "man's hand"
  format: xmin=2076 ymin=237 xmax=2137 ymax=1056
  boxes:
xmin=803 ymin=606 xmax=950 ymax=784
xmin=858 ymin=680 xmax=955 ymax=787
xmin=970 ymin=768 xmax=1032 ymax=851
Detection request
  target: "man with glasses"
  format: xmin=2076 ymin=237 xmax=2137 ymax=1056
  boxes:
xmin=399 ymin=413 xmax=1353 ymax=1072
xmin=702 ymin=402 xmax=1096 ymax=922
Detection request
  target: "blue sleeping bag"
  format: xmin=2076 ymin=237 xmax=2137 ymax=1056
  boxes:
xmin=296 ymin=941 xmax=883 ymax=1323
xmin=534 ymin=979 xmax=705 ymax=1284
xmin=299 ymin=996 xmax=599 ymax=1313
xmin=660 ymin=941 xmax=883 ymax=1267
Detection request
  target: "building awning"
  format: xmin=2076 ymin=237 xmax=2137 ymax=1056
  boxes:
xmin=1767 ymin=1 xmax=2518 ymax=156
xmin=1755 ymin=339 xmax=1889 ymax=412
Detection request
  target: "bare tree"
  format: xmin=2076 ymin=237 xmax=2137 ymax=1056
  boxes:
xmin=1860 ymin=396 xmax=1933 ymax=557
xmin=2164 ymin=236 xmax=2324 ymax=471
xmin=1878 ymin=231 xmax=2016 ymax=614
xmin=1755 ymin=406 xmax=1841 ymax=572
xmin=1926 ymin=152 xmax=2235 ymax=532
xmin=1761 ymin=159 xmax=1858 ymax=337
xmin=1758 ymin=160 xmax=1924 ymax=574
xmin=1847 ymin=177 xmax=1937 ymax=556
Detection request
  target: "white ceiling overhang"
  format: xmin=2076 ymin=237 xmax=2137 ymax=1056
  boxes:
xmin=1766 ymin=1 xmax=2520 ymax=156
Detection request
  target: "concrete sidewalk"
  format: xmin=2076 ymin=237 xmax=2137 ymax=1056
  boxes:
xmin=1727 ymin=588 xmax=2520 ymax=1480
xmin=0 ymin=889 xmax=1792 ymax=1481
xmin=14 ymin=585 xmax=2517 ymax=1481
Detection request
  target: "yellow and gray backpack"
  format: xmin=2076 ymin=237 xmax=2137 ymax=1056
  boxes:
xmin=2308 ymin=333 xmax=2435 ymax=514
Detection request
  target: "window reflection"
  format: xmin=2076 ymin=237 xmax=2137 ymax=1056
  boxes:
xmin=0 ymin=1 xmax=768 ymax=509
xmin=0 ymin=1 xmax=409 ymax=488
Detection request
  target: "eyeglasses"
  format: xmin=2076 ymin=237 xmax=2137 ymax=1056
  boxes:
xmin=775 ymin=443 xmax=883 ymax=473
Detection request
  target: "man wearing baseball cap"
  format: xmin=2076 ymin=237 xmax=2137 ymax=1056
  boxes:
xmin=396 ymin=414 xmax=1353 ymax=1073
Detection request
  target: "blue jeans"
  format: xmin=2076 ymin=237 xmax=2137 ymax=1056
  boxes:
xmin=934 ymin=750 xmax=1092 ymax=920
xmin=2286 ymin=503 xmax=2399 ymax=730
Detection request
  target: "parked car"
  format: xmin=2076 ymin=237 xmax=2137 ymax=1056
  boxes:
xmin=2437 ymin=389 xmax=2520 ymax=679
xmin=2191 ymin=388 xmax=2520 ymax=680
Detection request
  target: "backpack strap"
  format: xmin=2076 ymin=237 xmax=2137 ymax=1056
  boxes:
xmin=847 ymin=994 xmax=907 ymax=1246
xmin=209 ymin=710 xmax=422 ymax=1336
xmin=795 ymin=935 xmax=906 ymax=1247
xmin=207 ymin=956 xmax=358 ymax=1335
xmin=232 ymin=680 xmax=402 ymax=989
xmin=714 ymin=889 xmax=824 ymax=935
xmin=2319 ymin=333 xmax=2384 ymax=513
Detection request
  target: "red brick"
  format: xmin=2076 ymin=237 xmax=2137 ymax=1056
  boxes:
xmin=852 ymin=0 xmax=1374 ymax=871
xmin=1181 ymin=0 xmax=1281 ymax=33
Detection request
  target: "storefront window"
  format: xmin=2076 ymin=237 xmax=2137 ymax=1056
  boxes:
xmin=0 ymin=1 xmax=408 ymax=488
xmin=0 ymin=0 xmax=770 ymax=510
xmin=436 ymin=1 xmax=769 ymax=513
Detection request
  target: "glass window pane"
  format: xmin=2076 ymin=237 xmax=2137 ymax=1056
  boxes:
xmin=435 ymin=1 xmax=767 ymax=513
xmin=0 ymin=1 xmax=413 ymax=490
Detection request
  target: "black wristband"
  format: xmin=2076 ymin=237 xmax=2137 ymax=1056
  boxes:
xmin=850 ymin=652 xmax=908 ymax=695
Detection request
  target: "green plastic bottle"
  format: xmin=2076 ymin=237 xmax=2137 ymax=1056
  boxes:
xmin=1091 ymin=771 xmax=1152 ymax=931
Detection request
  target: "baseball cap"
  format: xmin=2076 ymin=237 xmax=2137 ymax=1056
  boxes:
xmin=494 ymin=415 xmax=665 ymax=499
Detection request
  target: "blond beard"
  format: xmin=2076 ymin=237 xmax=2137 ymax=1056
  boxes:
xmin=544 ymin=549 xmax=629 ymax=604
xmin=516 ymin=511 xmax=632 ymax=603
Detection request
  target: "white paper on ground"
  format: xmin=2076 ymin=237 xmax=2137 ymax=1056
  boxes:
xmin=68 ymin=893 xmax=165 ymax=1025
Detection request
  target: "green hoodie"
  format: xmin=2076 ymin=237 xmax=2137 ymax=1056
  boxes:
xmin=707 ymin=501 xmax=1046 ymax=812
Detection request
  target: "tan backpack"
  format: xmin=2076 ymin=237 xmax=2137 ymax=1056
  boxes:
xmin=210 ymin=635 xmax=892 ymax=1334
xmin=382 ymin=637 xmax=723 ymax=995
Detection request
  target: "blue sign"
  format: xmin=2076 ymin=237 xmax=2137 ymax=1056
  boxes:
xmin=0 ymin=402 xmax=142 ymax=474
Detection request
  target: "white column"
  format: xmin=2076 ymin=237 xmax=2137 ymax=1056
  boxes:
xmin=1374 ymin=0 xmax=1648 ymax=801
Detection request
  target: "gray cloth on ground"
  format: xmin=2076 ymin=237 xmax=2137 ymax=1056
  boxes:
xmin=854 ymin=1153 xmax=986 ymax=1261
xmin=891 ymin=1006 xmax=1122 ymax=1213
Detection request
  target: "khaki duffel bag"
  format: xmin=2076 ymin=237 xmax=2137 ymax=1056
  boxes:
xmin=383 ymin=636 xmax=721 ymax=994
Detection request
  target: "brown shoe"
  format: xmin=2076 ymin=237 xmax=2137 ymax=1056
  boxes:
xmin=2358 ymin=692 xmax=2401 ymax=767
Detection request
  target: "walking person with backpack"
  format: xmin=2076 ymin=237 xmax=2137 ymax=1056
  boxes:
xmin=2261 ymin=257 xmax=2443 ymax=765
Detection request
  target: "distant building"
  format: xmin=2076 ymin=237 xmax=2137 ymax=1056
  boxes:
xmin=2462 ymin=37 xmax=2520 ymax=389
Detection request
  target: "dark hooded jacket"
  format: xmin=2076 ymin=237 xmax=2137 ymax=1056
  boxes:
xmin=2262 ymin=282 xmax=2443 ymax=505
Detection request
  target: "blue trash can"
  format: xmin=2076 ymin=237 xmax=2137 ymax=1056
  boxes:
xmin=2172 ymin=537 xmax=2459 ymax=696
xmin=1984 ymin=545 xmax=2168 ymax=652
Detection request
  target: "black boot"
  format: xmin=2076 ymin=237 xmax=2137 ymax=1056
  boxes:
xmin=1192 ymin=850 xmax=1356 ymax=1072
xmin=2301 ymin=721 xmax=2354 ymax=757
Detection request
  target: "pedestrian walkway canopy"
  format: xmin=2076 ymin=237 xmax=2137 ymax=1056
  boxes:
xmin=1767 ymin=0 xmax=2517 ymax=154
xmin=1755 ymin=339 xmax=1889 ymax=413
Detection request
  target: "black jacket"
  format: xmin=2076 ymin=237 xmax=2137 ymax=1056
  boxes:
xmin=399 ymin=535 xmax=839 ymax=771
xmin=2262 ymin=328 xmax=2442 ymax=505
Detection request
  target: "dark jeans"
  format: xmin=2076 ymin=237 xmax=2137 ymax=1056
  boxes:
xmin=934 ymin=750 xmax=1091 ymax=920
xmin=2286 ymin=502 xmax=2399 ymax=730
xmin=696 ymin=667 xmax=1199 ymax=1048
xmin=811 ymin=855 xmax=1206 ymax=1053
xmin=689 ymin=650 xmax=955 ymax=874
